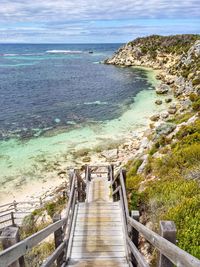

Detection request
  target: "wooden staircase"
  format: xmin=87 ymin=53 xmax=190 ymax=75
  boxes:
xmin=67 ymin=175 xmax=129 ymax=266
xmin=1 ymin=165 xmax=200 ymax=267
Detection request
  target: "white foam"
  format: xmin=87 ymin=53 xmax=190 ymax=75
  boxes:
xmin=46 ymin=50 xmax=83 ymax=54
xmin=83 ymin=101 xmax=108 ymax=105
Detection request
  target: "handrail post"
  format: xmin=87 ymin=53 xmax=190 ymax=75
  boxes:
xmin=122 ymin=168 xmax=126 ymax=188
xmin=53 ymin=214 xmax=64 ymax=267
xmin=131 ymin=210 xmax=140 ymax=266
xmin=158 ymin=221 xmax=176 ymax=267
xmin=0 ymin=227 xmax=25 ymax=267
xmin=111 ymin=164 xmax=114 ymax=183
xmin=11 ymin=212 xmax=15 ymax=226
xmin=108 ymin=165 xmax=111 ymax=181
xmin=13 ymin=200 xmax=17 ymax=212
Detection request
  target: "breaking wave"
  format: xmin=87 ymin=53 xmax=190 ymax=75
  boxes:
xmin=83 ymin=101 xmax=108 ymax=105
xmin=46 ymin=50 xmax=83 ymax=54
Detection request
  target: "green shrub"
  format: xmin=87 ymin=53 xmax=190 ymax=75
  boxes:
xmin=168 ymin=112 xmax=194 ymax=124
xmin=127 ymin=159 xmax=143 ymax=178
xmin=45 ymin=196 xmax=66 ymax=218
xmin=192 ymin=99 xmax=200 ymax=111
xmin=164 ymin=197 xmax=200 ymax=258
xmin=130 ymin=192 xmax=140 ymax=210
xmin=25 ymin=242 xmax=55 ymax=267
xmin=126 ymin=175 xmax=143 ymax=191
xmin=189 ymin=93 xmax=199 ymax=102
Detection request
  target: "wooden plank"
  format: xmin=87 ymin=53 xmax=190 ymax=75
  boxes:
xmin=74 ymin=225 xmax=123 ymax=231
xmin=72 ymin=236 xmax=125 ymax=241
xmin=74 ymin=230 xmax=124 ymax=236
xmin=77 ymin=211 xmax=120 ymax=215
xmin=78 ymin=206 xmax=120 ymax=211
xmin=71 ymin=246 xmax=125 ymax=253
xmin=78 ymin=202 xmax=119 ymax=206
xmin=73 ymin=222 xmax=122 ymax=227
xmin=128 ymin=217 xmax=200 ymax=267
xmin=67 ymin=259 xmax=129 ymax=267
xmin=76 ymin=218 xmax=121 ymax=223
xmin=77 ymin=214 xmax=121 ymax=218
xmin=72 ymin=240 xmax=124 ymax=246
xmin=70 ymin=251 xmax=126 ymax=258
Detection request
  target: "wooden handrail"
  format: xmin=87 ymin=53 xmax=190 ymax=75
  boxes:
xmin=0 ymin=218 xmax=67 ymax=267
xmin=128 ymin=217 xmax=200 ymax=267
xmin=127 ymin=236 xmax=150 ymax=267
xmin=0 ymin=169 xmax=86 ymax=267
xmin=111 ymin=167 xmax=200 ymax=267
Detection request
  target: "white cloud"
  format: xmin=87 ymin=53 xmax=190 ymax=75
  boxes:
xmin=0 ymin=0 xmax=199 ymax=42
xmin=0 ymin=0 xmax=199 ymax=22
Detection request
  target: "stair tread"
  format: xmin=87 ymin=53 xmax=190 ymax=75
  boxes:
xmin=67 ymin=259 xmax=129 ymax=267
xmin=70 ymin=251 xmax=126 ymax=258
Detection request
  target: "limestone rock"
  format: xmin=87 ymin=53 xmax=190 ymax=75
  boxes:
xmin=137 ymin=155 xmax=148 ymax=174
xmin=155 ymin=99 xmax=162 ymax=105
xmin=161 ymin=111 xmax=169 ymax=119
xmin=101 ymin=149 xmax=118 ymax=161
xmin=156 ymin=83 xmax=170 ymax=94
xmin=165 ymin=98 xmax=172 ymax=103
xmin=156 ymin=122 xmax=176 ymax=136
xmin=150 ymin=114 xmax=160 ymax=121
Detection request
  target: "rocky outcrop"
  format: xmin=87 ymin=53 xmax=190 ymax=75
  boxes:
xmin=105 ymin=35 xmax=200 ymax=102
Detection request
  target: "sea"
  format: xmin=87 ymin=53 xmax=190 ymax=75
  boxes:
xmin=0 ymin=43 xmax=165 ymax=198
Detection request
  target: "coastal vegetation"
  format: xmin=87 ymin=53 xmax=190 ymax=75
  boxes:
xmin=110 ymin=34 xmax=200 ymax=261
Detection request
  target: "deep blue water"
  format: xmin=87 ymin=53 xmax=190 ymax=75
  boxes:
xmin=0 ymin=44 xmax=153 ymax=140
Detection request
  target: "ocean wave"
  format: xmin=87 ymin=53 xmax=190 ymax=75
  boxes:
xmin=1 ymin=53 xmax=44 ymax=57
xmin=84 ymin=101 xmax=108 ymax=105
xmin=46 ymin=50 xmax=83 ymax=54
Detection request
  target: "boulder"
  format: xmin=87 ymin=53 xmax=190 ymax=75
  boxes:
xmin=161 ymin=111 xmax=169 ymax=119
xmin=156 ymin=122 xmax=176 ymax=136
xmin=156 ymin=83 xmax=170 ymax=94
xmin=168 ymin=107 xmax=177 ymax=114
xmin=101 ymin=149 xmax=118 ymax=161
xmin=150 ymin=114 xmax=160 ymax=121
xmin=82 ymin=156 xmax=91 ymax=163
xmin=165 ymin=98 xmax=172 ymax=103
xmin=168 ymin=103 xmax=177 ymax=114
xmin=155 ymin=100 xmax=162 ymax=105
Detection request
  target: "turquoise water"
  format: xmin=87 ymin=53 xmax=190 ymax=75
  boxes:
xmin=0 ymin=43 xmax=165 ymax=196
xmin=0 ymin=67 xmax=167 ymax=195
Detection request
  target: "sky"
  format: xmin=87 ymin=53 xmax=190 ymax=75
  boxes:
xmin=0 ymin=0 xmax=199 ymax=43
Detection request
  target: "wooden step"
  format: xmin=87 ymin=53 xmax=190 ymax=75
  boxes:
xmin=74 ymin=225 xmax=123 ymax=231
xmin=72 ymin=240 xmax=124 ymax=246
xmin=79 ymin=204 xmax=119 ymax=208
xmin=77 ymin=214 xmax=121 ymax=219
xmin=73 ymin=236 xmax=124 ymax=242
xmin=74 ymin=230 xmax=123 ymax=236
xmin=67 ymin=259 xmax=129 ymax=267
xmin=73 ymin=222 xmax=122 ymax=227
xmin=71 ymin=245 xmax=125 ymax=253
xmin=76 ymin=217 xmax=121 ymax=223
xmin=70 ymin=251 xmax=126 ymax=259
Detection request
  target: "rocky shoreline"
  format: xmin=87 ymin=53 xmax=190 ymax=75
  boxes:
xmin=104 ymin=35 xmax=200 ymax=262
xmin=1 ymin=36 xmax=199 ymax=210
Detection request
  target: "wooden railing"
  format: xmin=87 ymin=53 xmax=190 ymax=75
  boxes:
xmin=0 ymin=191 xmax=65 ymax=230
xmin=0 ymin=165 xmax=200 ymax=267
xmin=111 ymin=168 xmax=200 ymax=267
xmin=0 ymin=169 xmax=86 ymax=267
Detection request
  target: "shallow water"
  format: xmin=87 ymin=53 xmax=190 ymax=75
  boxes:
xmin=0 ymin=44 xmax=165 ymax=196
